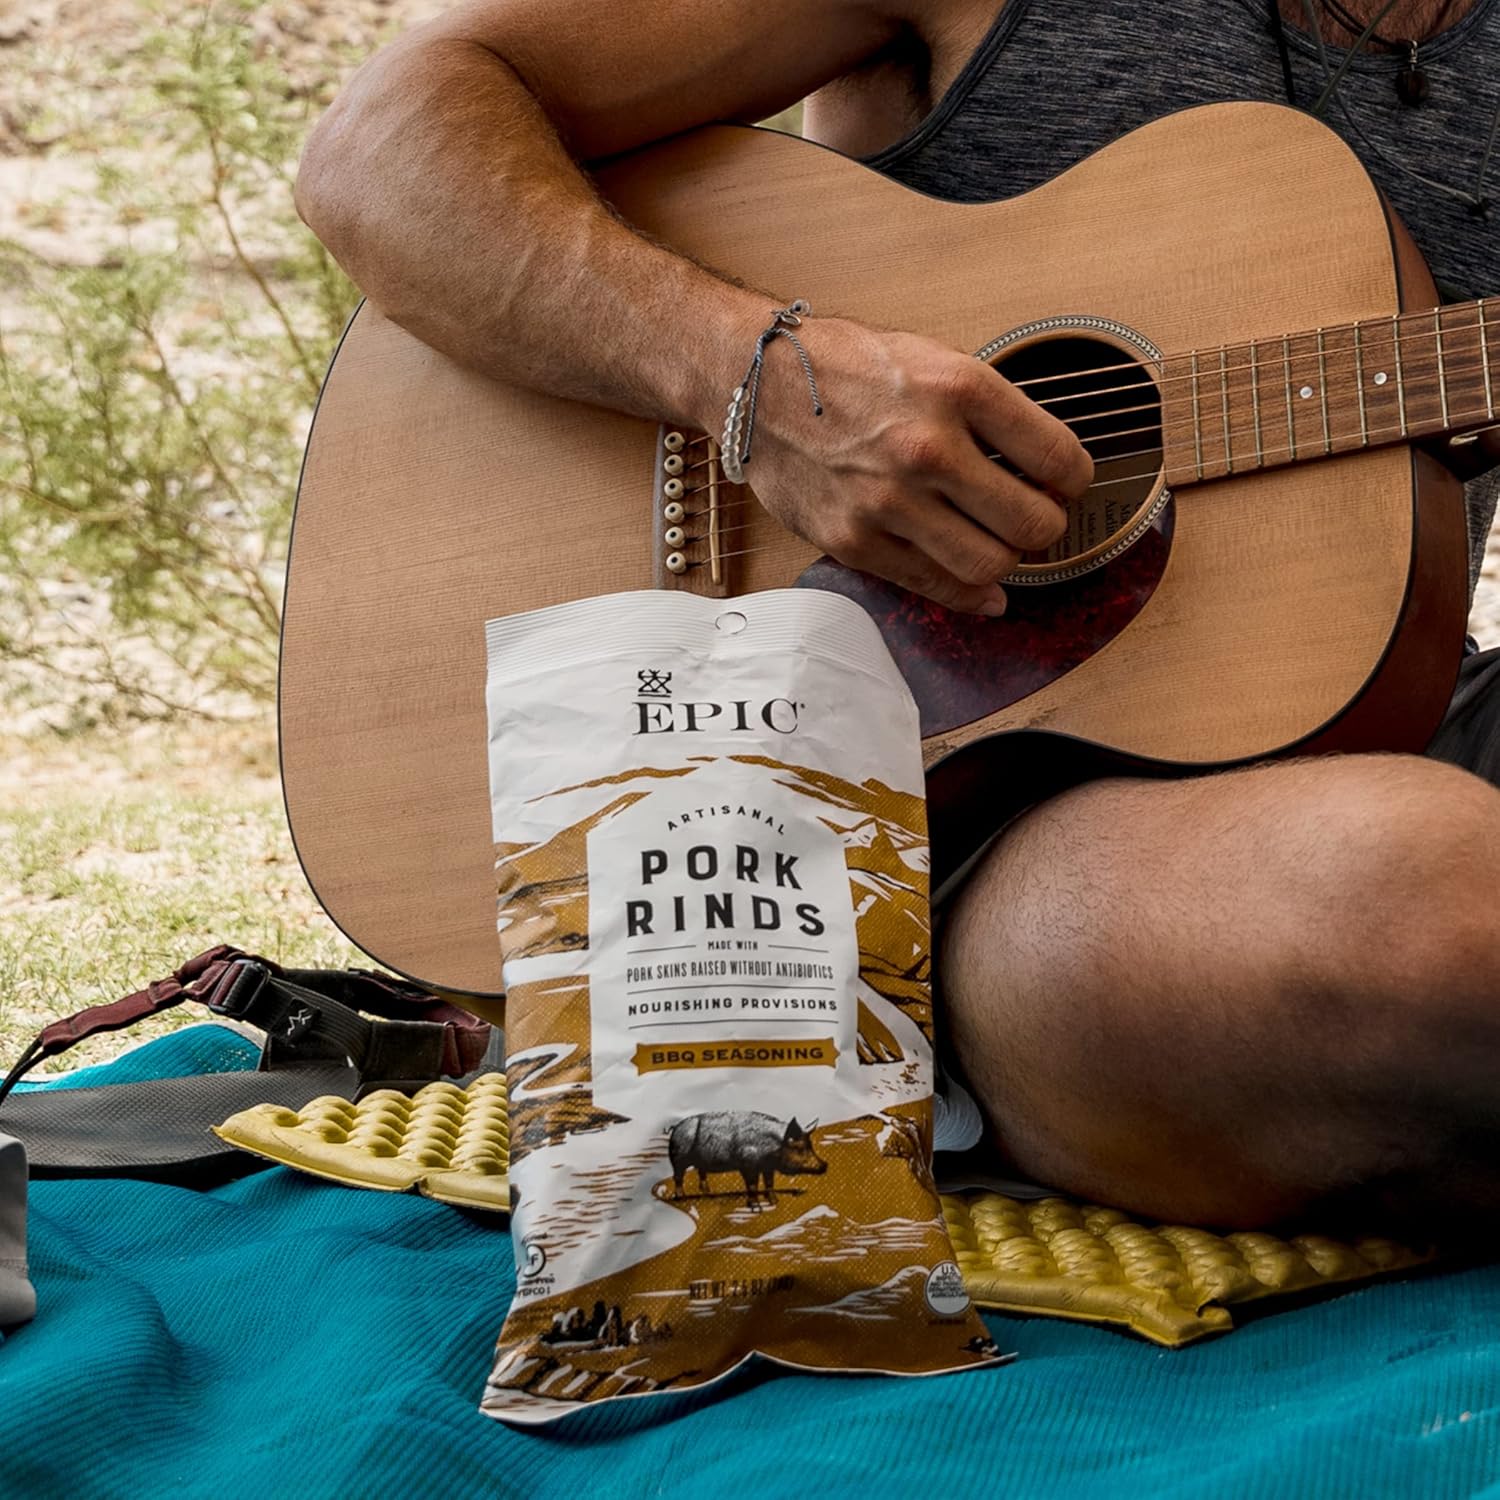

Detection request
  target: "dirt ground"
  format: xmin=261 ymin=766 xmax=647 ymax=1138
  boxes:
xmin=0 ymin=0 xmax=443 ymax=95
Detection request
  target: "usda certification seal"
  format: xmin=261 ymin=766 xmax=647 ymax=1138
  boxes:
xmin=924 ymin=1261 xmax=971 ymax=1317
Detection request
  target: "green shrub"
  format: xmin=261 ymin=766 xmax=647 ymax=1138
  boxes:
xmin=0 ymin=2 xmax=361 ymax=727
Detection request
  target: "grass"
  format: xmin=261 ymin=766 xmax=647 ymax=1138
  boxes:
xmin=0 ymin=721 xmax=374 ymax=1074
xmin=0 ymin=77 xmax=799 ymax=1082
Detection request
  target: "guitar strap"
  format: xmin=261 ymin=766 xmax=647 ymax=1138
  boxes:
xmin=0 ymin=945 xmax=496 ymax=1184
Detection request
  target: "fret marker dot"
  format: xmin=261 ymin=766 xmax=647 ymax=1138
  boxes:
xmin=1300 ymin=385 xmax=1314 ymax=400
xmin=1374 ymin=372 xmax=1388 ymax=386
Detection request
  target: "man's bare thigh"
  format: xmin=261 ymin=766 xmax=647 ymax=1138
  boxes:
xmin=937 ymin=745 xmax=1500 ymax=1229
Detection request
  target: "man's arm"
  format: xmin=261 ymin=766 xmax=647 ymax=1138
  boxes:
xmin=296 ymin=0 xmax=1092 ymax=614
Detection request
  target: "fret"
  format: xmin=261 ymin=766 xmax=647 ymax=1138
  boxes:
xmin=1248 ymin=336 xmax=1284 ymax=471
xmin=1219 ymin=347 xmax=1232 ymax=473
xmin=1190 ymin=350 xmax=1204 ymax=480
xmin=1317 ymin=321 xmax=1363 ymax=458
xmin=1482 ymin=299 xmax=1495 ymax=421
xmin=1250 ymin=338 xmax=1263 ymax=464
xmin=1434 ymin=302 xmax=1491 ymax=435
xmin=1354 ymin=319 xmax=1368 ymax=444
xmin=1316 ymin=328 xmax=1331 ymax=454
xmin=1159 ymin=353 xmax=1202 ymax=488
xmin=1284 ymin=330 xmax=1325 ymax=463
xmin=1393 ymin=314 xmax=1408 ymax=435
xmin=1361 ymin=318 xmax=1403 ymax=447
xmin=1396 ymin=309 xmax=1449 ymax=435
xmin=1282 ymin=335 xmax=1296 ymax=461
xmin=1220 ymin=336 xmax=1264 ymax=478
xmin=1435 ymin=307 xmax=1450 ymax=428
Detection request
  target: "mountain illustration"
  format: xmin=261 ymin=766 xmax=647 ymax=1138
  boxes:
xmin=728 ymin=754 xmax=928 ymax=840
xmin=840 ymin=815 xmax=929 ymax=870
xmin=843 ymin=819 xmax=933 ymax=1031
xmin=496 ymin=790 xmax=649 ymax=960
xmin=856 ymin=999 xmax=905 ymax=1064
xmin=703 ymin=1203 xmax=940 ymax=1262
xmin=505 ymin=1001 xmax=626 ymax=1166
xmin=789 ymin=1264 xmax=934 ymax=1321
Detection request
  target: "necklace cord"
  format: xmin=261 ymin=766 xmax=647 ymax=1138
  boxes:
xmin=1274 ymin=0 xmax=1500 ymax=216
xmin=1301 ymin=0 xmax=1407 ymax=115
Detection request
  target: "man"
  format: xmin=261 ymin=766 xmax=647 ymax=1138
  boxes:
xmin=295 ymin=0 xmax=1500 ymax=1234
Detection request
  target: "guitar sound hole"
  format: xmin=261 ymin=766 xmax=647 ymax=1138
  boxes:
xmin=989 ymin=333 xmax=1163 ymax=579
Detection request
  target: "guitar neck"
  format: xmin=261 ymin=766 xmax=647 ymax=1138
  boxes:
xmin=1162 ymin=298 xmax=1497 ymax=487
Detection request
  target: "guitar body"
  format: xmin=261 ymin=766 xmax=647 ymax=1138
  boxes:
xmin=281 ymin=101 xmax=1469 ymax=1001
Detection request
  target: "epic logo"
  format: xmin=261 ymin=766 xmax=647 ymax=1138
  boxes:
xmin=634 ymin=698 xmax=800 ymax=735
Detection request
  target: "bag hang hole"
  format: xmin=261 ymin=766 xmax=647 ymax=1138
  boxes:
xmin=715 ymin=611 xmax=748 ymax=635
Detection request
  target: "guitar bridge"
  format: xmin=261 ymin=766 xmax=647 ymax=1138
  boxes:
xmin=651 ymin=426 xmax=741 ymax=597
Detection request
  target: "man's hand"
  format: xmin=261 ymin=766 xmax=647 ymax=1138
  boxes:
xmin=703 ymin=316 xmax=1094 ymax=614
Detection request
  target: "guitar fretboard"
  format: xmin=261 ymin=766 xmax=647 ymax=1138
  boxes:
xmin=1159 ymin=298 xmax=1497 ymax=487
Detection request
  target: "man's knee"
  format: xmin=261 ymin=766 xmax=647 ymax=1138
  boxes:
xmin=946 ymin=752 xmax=1500 ymax=1013
xmin=1294 ymin=755 xmax=1500 ymax=1008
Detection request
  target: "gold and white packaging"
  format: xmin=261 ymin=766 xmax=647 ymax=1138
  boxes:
xmin=481 ymin=589 xmax=1006 ymax=1426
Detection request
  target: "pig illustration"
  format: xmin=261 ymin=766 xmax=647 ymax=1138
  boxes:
xmin=668 ymin=1111 xmax=827 ymax=1205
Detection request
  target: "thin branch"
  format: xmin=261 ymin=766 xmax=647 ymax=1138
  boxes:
xmin=0 ymin=478 xmax=135 ymax=526
xmin=0 ymin=634 xmax=219 ymax=721
xmin=201 ymin=130 xmax=320 ymax=395
xmin=131 ymin=318 xmax=283 ymax=637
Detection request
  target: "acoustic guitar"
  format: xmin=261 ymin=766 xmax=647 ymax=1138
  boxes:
xmin=281 ymin=100 xmax=1498 ymax=1005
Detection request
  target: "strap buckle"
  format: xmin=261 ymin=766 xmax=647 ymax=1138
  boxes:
xmin=204 ymin=958 xmax=273 ymax=1023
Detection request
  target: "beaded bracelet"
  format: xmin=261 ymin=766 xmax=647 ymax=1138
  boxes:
xmin=719 ymin=300 xmax=823 ymax=484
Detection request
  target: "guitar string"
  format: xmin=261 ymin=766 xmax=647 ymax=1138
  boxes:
xmin=1024 ymin=339 xmax=1493 ymax=413
xmin=668 ymin=324 xmax=1494 ymax=461
xmin=668 ymin=302 xmax=1494 ymax=429
xmin=674 ymin=395 xmax=1499 ymax=566
xmin=660 ymin=307 xmax=1500 ymax=569
xmin=677 ymin=413 xmax=1469 ymax=549
xmin=676 ymin=358 xmax=1465 ymax=475
xmin=683 ymin=384 xmax=1499 ymax=514
xmin=1020 ymin=353 xmax=1494 ymax=455
xmin=998 ymin=306 xmax=1497 ymax=397
xmin=677 ymin=352 xmax=1494 ymax=478
xmin=1010 ymin=329 xmax=1498 ymax=413
xmin=1004 ymin=353 xmax=1495 ymax=455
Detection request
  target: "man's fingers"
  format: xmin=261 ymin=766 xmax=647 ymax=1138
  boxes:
xmin=884 ymin=496 xmax=1021 ymax=589
xmin=936 ymin=444 xmax=1069 ymax=557
xmin=828 ymin=529 xmax=1008 ymax=616
xmin=957 ymin=360 xmax=1095 ymax=501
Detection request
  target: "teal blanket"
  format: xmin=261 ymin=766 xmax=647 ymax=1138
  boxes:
xmin=3 ymin=1029 xmax=1499 ymax=1498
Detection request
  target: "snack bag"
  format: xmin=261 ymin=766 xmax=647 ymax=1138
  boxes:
xmin=481 ymin=589 xmax=1007 ymax=1426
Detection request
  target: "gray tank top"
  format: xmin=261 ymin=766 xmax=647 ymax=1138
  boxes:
xmin=864 ymin=0 xmax=1500 ymax=593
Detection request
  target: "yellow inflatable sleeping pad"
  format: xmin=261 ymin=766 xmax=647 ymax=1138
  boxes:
xmin=214 ymin=1076 xmax=511 ymax=1212
xmin=213 ymin=1074 xmax=1438 ymax=1347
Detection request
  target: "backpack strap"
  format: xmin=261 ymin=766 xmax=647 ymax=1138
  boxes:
xmin=0 ymin=945 xmax=492 ymax=1105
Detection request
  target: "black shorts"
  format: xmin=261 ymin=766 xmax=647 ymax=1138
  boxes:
xmin=932 ymin=643 xmax=1500 ymax=1196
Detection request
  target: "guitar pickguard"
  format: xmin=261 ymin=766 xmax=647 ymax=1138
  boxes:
xmin=796 ymin=501 xmax=1174 ymax=738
